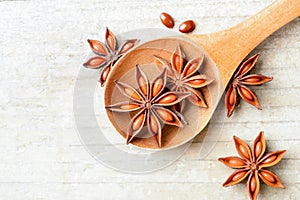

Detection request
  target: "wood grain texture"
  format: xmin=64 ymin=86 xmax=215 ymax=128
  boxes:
xmin=0 ymin=0 xmax=299 ymax=199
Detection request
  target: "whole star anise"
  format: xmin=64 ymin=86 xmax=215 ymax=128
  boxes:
xmin=105 ymin=65 xmax=190 ymax=147
xmin=154 ymin=45 xmax=213 ymax=111
xmin=83 ymin=28 xmax=139 ymax=86
xmin=225 ymin=53 xmax=273 ymax=117
xmin=218 ymin=131 xmax=286 ymax=200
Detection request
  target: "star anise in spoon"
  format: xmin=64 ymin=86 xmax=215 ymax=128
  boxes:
xmin=225 ymin=53 xmax=273 ymax=117
xmin=83 ymin=28 xmax=139 ymax=86
xmin=105 ymin=65 xmax=190 ymax=147
xmin=154 ymin=45 xmax=213 ymax=112
xmin=219 ymin=131 xmax=286 ymax=200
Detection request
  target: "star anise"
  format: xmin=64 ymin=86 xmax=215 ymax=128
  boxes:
xmin=83 ymin=28 xmax=139 ymax=86
xmin=105 ymin=65 xmax=190 ymax=147
xmin=154 ymin=45 xmax=213 ymax=111
xmin=218 ymin=131 xmax=286 ymax=200
xmin=225 ymin=53 xmax=273 ymax=117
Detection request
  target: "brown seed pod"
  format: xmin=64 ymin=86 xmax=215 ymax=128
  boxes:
xmin=160 ymin=12 xmax=175 ymax=28
xmin=179 ymin=20 xmax=195 ymax=33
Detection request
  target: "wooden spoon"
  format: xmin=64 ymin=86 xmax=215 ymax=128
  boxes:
xmin=104 ymin=0 xmax=300 ymax=149
xmin=187 ymin=0 xmax=300 ymax=87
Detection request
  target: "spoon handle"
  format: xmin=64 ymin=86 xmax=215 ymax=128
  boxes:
xmin=188 ymin=0 xmax=300 ymax=87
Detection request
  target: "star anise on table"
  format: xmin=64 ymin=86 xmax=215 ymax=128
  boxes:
xmin=154 ymin=45 xmax=213 ymax=112
xmin=105 ymin=65 xmax=190 ymax=147
xmin=218 ymin=131 xmax=286 ymax=200
xmin=83 ymin=28 xmax=139 ymax=86
xmin=225 ymin=53 xmax=273 ymax=117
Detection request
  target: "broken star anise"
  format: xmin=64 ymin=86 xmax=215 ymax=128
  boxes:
xmin=219 ymin=131 xmax=286 ymax=200
xmin=83 ymin=28 xmax=139 ymax=86
xmin=154 ymin=45 xmax=213 ymax=111
xmin=225 ymin=53 xmax=273 ymax=117
xmin=105 ymin=65 xmax=190 ymax=147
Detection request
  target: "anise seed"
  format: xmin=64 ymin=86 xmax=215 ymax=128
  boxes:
xmin=250 ymin=176 xmax=256 ymax=192
xmin=239 ymin=144 xmax=250 ymax=159
xmin=240 ymin=87 xmax=254 ymax=100
xmin=138 ymin=77 xmax=147 ymax=95
xmin=229 ymin=159 xmax=245 ymax=166
xmin=156 ymin=109 xmax=173 ymax=122
xmin=179 ymin=20 xmax=195 ymax=33
xmin=158 ymin=94 xmax=177 ymax=104
xmin=262 ymin=155 xmax=277 ymax=164
xmin=125 ymin=88 xmax=142 ymax=101
xmin=101 ymin=67 xmax=111 ymax=83
xmin=149 ymin=115 xmax=159 ymax=133
xmin=229 ymin=90 xmax=235 ymax=105
xmin=184 ymin=64 xmax=197 ymax=76
xmin=255 ymin=141 xmax=262 ymax=158
xmin=160 ymin=12 xmax=175 ymax=28
xmin=174 ymin=56 xmax=181 ymax=71
xmin=260 ymin=171 xmax=276 ymax=183
xmin=152 ymin=80 xmax=163 ymax=96
xmin=232 ymin=171 xmax=246 ymax=181
xmin=189 ymin=79 xmax=205 ymax=85
xmin=120 ymin=104 xmax=139 ymax=110
xmin=132 ymin=113 xmax=145 ymax=131
xmin=245 ymin=77 xmax=262 ymax=83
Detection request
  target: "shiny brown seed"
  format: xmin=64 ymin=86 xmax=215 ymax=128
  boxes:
xmin=229 ymin=89 xmax=235 ymax=105
xmin=232 ymin=171 xmax=247 ymax=182
xmin=152 ymin=79 xmax=163 ymax=97
xmin=244 ymin=77 xmax=262 ymax=83
xmin=184 ymin=64 xmax=197 ymax=77
xmin=250 ymin=175 xmax=256 ymax=192
xmin=132 ymin=113 xmax=145 ymax=131
xmin=240 ymin=87 xmax=253 ymax=100
xmin=149 ymin=114 xmax=158 ymax=133
xmin=262 ymin=155 xmax=277 ymax=164
xmin=120 ymin=104 xmax=139 ymax=110
xmin=179 ymin=20 xmax=195 ymax=33
xmin=158 ymin=94 xmax=177 ymax=104
xmin=240 ymin=75 xmax=273 ymax=86
xmin=237 ymin=85 xmax=262 ymax=109
xmin=125 ymin=88 xmax=142 ymax=101
xmin=160 ymin=12 xmax=174 ymax=28
xmin=175 ymin=56 xmax=181 ymax=71
xmin=101 ymin=67 xmax=111 ymax=83
xmin=138 ymin=77 xmax=147 ymax=96
xmin=228 ymin=158 xmax=245 ymax=166
xmin=254 ymin=141 xmax=262 ymax=159
xmin=219 ymin=157 xmax=246 ymax=168
xmin=188 ymin=89 xmax=206 ymax=107
xmin=237 ymin=54 xmax=260 ymax=77
xmin=239 ymin=144 xmax=250 ymax=160
xmin=260 ymin=170 xmax=276 ymax=183
xmin=86 ymin=57 xmax=107 ymax=68
xmin=189 ymin=79 xmax=205 ymax=85
xmin=156 ymin=109 xmax=173 ymax=122
xmin=87 ymin=39 xmax=108 ymax=55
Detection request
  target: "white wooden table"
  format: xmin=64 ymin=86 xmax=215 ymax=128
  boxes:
xmin=0 ymin=0 xmax=299 ymax=199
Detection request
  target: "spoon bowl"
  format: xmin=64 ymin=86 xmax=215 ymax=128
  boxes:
xmin=105 ymin=37 xmax=221 ymax=149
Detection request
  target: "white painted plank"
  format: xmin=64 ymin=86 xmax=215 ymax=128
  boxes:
xmin=0 ymin=0 xmax=299 ymax=199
